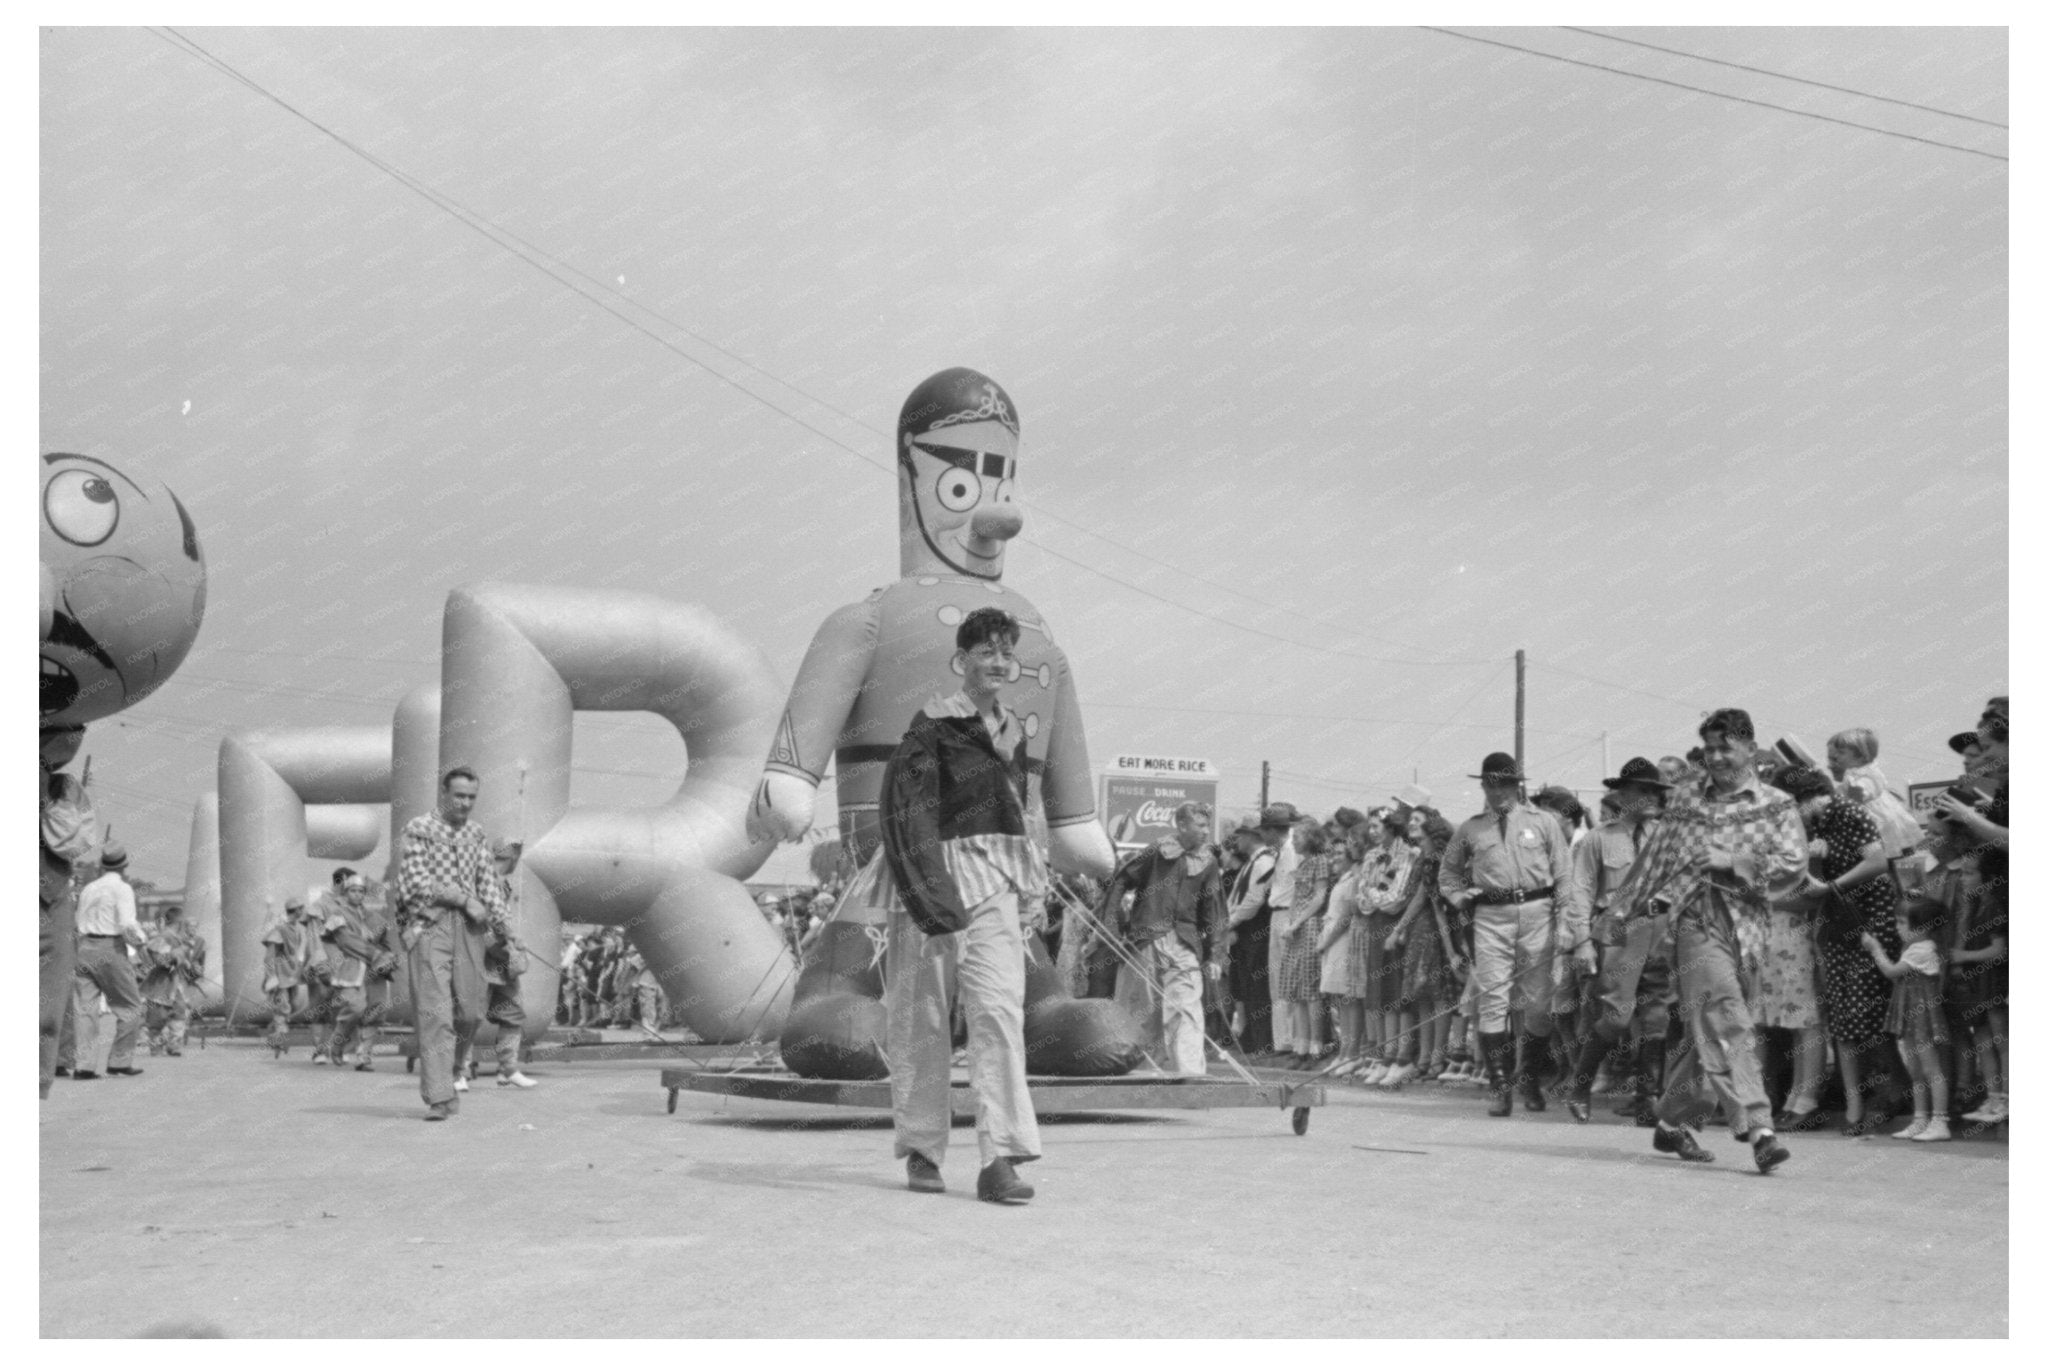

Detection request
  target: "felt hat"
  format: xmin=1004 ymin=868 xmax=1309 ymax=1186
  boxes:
xmin=1256 ymin=802 xmax=1300 ymax=830
xmin=1947 ymin=731 xmax=1981 ymax=754
xmin=1602 ymin=757 xmax=1671 ymax=791
xmin=1468 ymin=752 xmax=1523 ymax=784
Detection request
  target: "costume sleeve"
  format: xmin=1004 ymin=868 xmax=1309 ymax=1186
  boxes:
xmin=396 ymin=819 xmax=435 ymax=918
xmin=1198 ymin=861 xmax=1224 ymax=964
xmin=1102 ymin=849 xmax=1148 ymax=935
xmin=766 ymin=597 xmax=879 ymax=785
xmin=881 ymin=719 xmax=970 ymax=936
xmin=1438 ymin=828 xmax=1473 ymax=900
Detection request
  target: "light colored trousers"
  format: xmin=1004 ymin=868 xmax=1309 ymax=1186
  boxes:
xmin=885 ymin=889 xmax=1040 ymax=1169
xmin=1266 ymin=907 xmax=1294 ymax=1050
xmin=1470 ymin=899 xmax=1557 ymax=1034
xmin=1114 ymin=934 xmax=1208 ymax=1075
xmin=1655 ymin=902 xmax=1773 ymax=1133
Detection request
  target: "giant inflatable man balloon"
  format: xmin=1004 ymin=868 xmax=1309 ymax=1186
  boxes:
xmin=40 ymin=452 xmax=208 ymax=763
xmin=751 ymin=367 xmax=1141 ymax=1079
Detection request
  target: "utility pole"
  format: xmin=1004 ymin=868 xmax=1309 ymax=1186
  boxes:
xmin=1513 ymin=648 xmax=1526 ymax=776
xmin=1259 ymin=760 xmax=1270 ymax=813
xmin=1601 ymin=730 xmax=1610 ymax=782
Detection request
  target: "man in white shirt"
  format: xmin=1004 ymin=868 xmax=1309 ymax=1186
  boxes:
xmin=66 ymin=841 xmax=147 ymax=1079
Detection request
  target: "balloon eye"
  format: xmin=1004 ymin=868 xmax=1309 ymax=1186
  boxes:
xmin=994 ymin=478 xmax=1014 ymax=504
xmin=44 ymin=469 xmax=121 ymax=546
xmin=935 ymin=469 xmax=982 ymax=512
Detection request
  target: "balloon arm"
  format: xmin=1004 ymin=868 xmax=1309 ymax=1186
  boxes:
xmin=1048 ymin=820 xmax=1115 ymax=881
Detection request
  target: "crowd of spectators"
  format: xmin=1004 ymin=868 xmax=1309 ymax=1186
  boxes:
xmin=1038 ymin=699 xmax=2009 ymax=1141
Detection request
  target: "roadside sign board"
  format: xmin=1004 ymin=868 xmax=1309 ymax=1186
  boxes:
xmin=1101 ymin=756 xmax=1219 ymax=851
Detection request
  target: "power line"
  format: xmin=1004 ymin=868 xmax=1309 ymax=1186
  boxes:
xmin=1087 ymin=698 xmax=1596 ymax=738
xmin=148 ymin=26 xmax=1491 ymax=674
xmin=1562 ymin=26 xmax=2007 ymax=129
xmin=1422 ymin=27 xmax=2007 ymax=162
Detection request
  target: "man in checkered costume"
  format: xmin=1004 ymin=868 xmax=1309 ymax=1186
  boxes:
xmin=397 ymin=765 xmax=505 ymax=1121
xmin=1612 ymin=708 xmax=1805 ymax=1174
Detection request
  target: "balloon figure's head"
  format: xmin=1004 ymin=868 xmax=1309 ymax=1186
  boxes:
xmin=896 ymin=368 xmax=1023 ymax=580
xmin=40 ymin=452 xmax=208 ymax=747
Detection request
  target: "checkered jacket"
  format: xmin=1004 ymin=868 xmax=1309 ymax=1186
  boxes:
xmin=396 ymin=811 xmax=506 ymax=928
xmin=1613 ymin=774 xmax=1807 ymax=924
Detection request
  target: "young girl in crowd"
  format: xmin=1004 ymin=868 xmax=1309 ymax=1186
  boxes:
xmin=1354 ymin=810 xmax=1414 ymax=1084
xmin=1862 ymin=897 xmax=1953 ymax=1142
xmin=1314 ymin=836 xmax=1363 ymax=1075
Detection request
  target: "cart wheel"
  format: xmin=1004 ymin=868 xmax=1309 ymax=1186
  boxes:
xmin=1291 ymin=1106 xmax=1311 ymax=1136
xmin=667 ymin=1088 xmax=678 ymax=1114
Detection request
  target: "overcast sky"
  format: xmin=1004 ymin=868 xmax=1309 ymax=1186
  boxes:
xmin=39 ymin=25 xmax=2008 ymax=885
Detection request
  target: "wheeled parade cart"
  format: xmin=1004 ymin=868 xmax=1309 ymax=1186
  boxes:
xmin=661 ymin=1066 xmax=1327 ymax=1135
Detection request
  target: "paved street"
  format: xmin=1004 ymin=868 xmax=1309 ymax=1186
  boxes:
xmin=41 ymin=1042 xmax=2007 ymax=1338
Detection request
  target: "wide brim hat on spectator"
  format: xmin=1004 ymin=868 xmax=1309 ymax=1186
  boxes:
xmin=1395 ymin=783 xmax=1434 ymax=810
xmin=1948 ymin=731 xmax=1981 ymax=754
xmin=1468 ymin=752 xmax=1524 ymax=783
xmin=1602 ymin=757 xmax=1671 ymax=791
xmin=284 ymin=893 xmax=308 ymax=912
xmin=1256 ymin=802 xmax=1300 ymax=829
xmin=98 ymin=840 xmax=128 ymax=869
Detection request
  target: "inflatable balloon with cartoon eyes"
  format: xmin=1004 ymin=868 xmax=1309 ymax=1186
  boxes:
xmin=749 ymin=367 xmax=1143 ymax=1080
xmin=40 ymin=452 xmax=208 ymax=763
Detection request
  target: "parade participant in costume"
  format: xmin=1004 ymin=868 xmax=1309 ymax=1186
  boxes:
xmin=1439 ymin=754 xmax=1586 ymax=1117
xmin=396 ymin=766 xmax=503 ymax=1121
xmin=141 ymin=903 xmax=205 ymax=1057
xmin=1563 ymin=758 xmax=1673 ymax=1125
xmin=318 ymin=868 xmax=399 ymax=1071
xmin=260 ymin=895 xmax=325 ymax=1058
xmin=1104 ymin=802 xmax=1227 ymax=1075
xmin=881 ymin=607 xmax=1045 ymax=1204
xmin=749 ymin=367 xmax=1135 ymax=1081
xmin=1612 ymin=709 xmax=1804 ymax=1174
xmin=454 ymin=838 xmax=538 ymax=1089
xmin=67 ymin=840 xmax=148 ymax=1079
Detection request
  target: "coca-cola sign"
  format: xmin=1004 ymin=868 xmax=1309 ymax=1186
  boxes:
xmin=1101 ymin=774 xmax=1221 ymax=848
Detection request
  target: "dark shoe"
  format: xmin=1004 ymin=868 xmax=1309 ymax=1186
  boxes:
xmin=105 ymin=1066 xmax=144 ymax=1077
xmin=976 ymin=1157 xmax=1034 ymax=1204
xmin=1518 ymin=1075 xmax=1547 ymax=1113
xmin=1752 ymin=1132 xmax=1791 ymax=1174
xmin=72 ymin=1071 xmax=101 ymax=1081
xmin=425 ymin=1101 xmax=455 ymax=1121
xmin=1652 ymin=1124 xmax=1714 ymax=1163
xmin=1840 ymin=1115 xmax=1872 ymax=1138
xmin=165 ymin=1049 xmax=183 ymax=1057
xmin=1633 ymin=1099 xmax=1660 ymax=1129
xmin=906 ymin=1153 xmax=944 ymax=1194
xmin=53 ymin=1066 xmax=71 ymax=1077
xmin=353 ymin=1061 xmax=374 ymax=1073
xmin=1487 ymin=1086 xmax=1514 ymax=1118
xmin=1779 ymin=1107 xmax=1829 ymax=1133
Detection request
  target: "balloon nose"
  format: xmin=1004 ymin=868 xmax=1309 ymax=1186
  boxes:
xmin=971 ymin=504 xmax=1023 ymax=543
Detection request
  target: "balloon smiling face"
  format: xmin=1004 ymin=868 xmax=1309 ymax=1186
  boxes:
xmin=899 ymin=419 xmax=1022 ymax=579
xmin=895 ymin=368 xmax=1026 ymax=581
xmin=40 ymin=452 xmax=208 ymax=730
